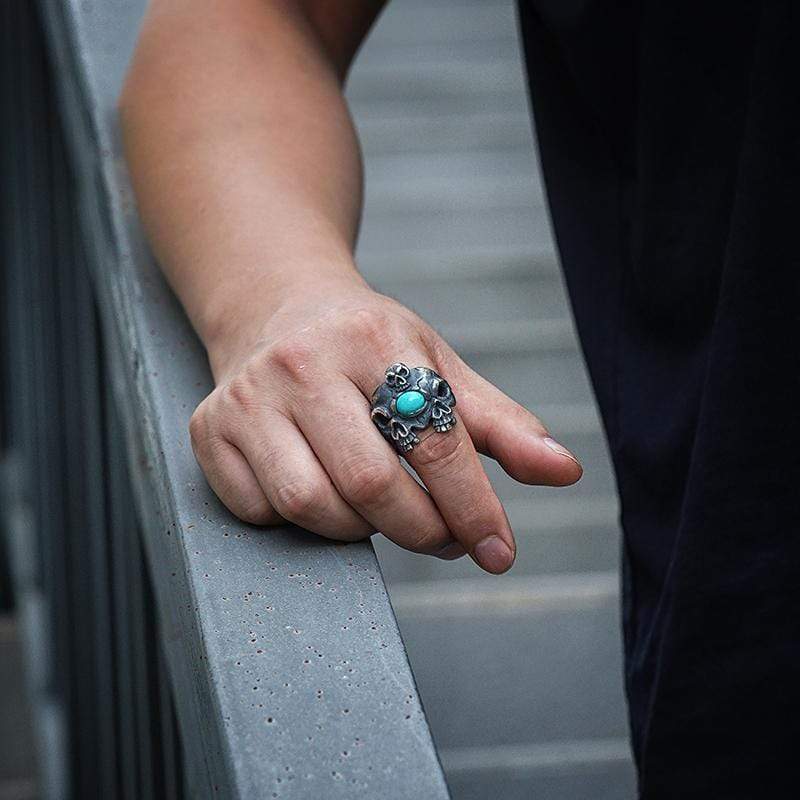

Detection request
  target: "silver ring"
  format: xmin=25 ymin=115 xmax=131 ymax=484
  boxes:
xmin=370 ymin=362 xmax=457 ymax=454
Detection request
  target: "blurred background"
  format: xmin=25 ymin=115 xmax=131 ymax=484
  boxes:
xmin=349 ymin=2 xmax=634 ymax=797
xmin=1 ymin=1 xmax=634 ymax=798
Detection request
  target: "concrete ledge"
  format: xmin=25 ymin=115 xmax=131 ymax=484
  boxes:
xmin=36 ymin=2 xmax=449 ymax=797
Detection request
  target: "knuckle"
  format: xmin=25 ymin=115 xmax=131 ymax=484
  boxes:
xmin=435 ymin=541 xmax=468 ymax=561
xmin=267 ymin=337 xmax=315 ymax=382
xmin=406 ymin=530 xmax=452 ymax=555
xmin=339 ymin=458 xmax=395 ymax=507
xmin=189 ymin=401 xmax=223 ymax=462
xmin=326 ymin=523 xmax=374 ymax=544
xmin=506 ymin=399 xmax=545 ymax=432
xmin=237 ymin=495 xmax=277 ymax=526
xmin=411 ymin=429 xmax=464 ymax=472
xmin=221 ymin=377 xmax=257 ymax=413
xmin=272 ymin=480 xmax=324 ymax=522
xmin=188 ymin=404 xmax=208 ymax=447
xmin=343 ymin=306 xmax=387 ymax=343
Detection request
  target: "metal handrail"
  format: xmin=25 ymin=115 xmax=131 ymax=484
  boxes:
xmin=1 ymin=1 xmax=450 ymax=797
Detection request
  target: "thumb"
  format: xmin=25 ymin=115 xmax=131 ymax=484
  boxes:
xmin=444 ymin=356 xmax=583 ymax=487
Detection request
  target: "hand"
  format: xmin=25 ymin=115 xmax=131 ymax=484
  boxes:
xmin=189 ymin=280 xmax=582 ymax=574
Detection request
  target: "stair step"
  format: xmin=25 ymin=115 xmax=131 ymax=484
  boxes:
xmin=386 ymin=574 xmax=627 ymax=749
xmin=358 ymin=204 xmax=552 ymax=256
xmin=358 ymin=243 xmax=558 ymax=284
xmin=365 ymin=149 xmax=541 ymax=184
xmin=355 ymin=111 xmax=534 ymax=156
xmin=441 ymin=740 xmax=636 ymax=800
xmin=378 ymin=489 xmax=618 ymax=536
xmin=375 ymin=520 xmax=620 ymax=583
xmin=442 ymin=318 xmax=575 ymax=354
xmin=522 ymin=402 xmax=604 ymax=436
xmin=442 ymin=738 xmax=632 ymax=773
xmin=349 ymin=90 xmax=531 ymax=120
xmin=356 ymin=38 xmax=523 ymax=72
xmin=373 ymin=278 xmax=570 ymax=329
xmin=389 ymin=572 xmax=618 ymax=617
xmin=348 ymin=58 xmax=525 ymax=106
xmin=456 ymin=349 xmax=594 ymax=407
xmin=366 ymin=173 xmax=542 ymax=213
xmin=363 ymin=150 xmax=545 ymax=209
xmin=354 ymin=1 xmax=517 ymax=51
xmin=502 ymin=495 xmax=619 ymax=531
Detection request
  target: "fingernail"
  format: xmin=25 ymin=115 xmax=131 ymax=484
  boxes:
xmin=473 ymin=535 xmax=514 ymax=574
xmin=435 ymin=541 xmax=467 ymax=561
xmin=543 ymin=437 xmax=581 ymax=466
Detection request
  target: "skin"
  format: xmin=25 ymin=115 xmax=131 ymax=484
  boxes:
xmin=119 ymin=0 xmax=582 ymax=575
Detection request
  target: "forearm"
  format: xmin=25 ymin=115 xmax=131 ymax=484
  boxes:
xmin=120 ymin=0 xmax=580 ymax=568
xmin=120 ymin=0 xmax=379 ymax=376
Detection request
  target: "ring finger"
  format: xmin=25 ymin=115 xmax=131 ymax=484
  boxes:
xmin=290 ymin=377 xmax=460 ymax=558
xmin=357 ymin=358 xmax=515 ymax=573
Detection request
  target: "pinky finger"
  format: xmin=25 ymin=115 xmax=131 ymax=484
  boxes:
xmin=195 ymin=435 xmax=282 ymax=526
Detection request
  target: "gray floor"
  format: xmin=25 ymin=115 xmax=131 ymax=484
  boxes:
xmin=348 ymin=3 xmax=636 ymax=798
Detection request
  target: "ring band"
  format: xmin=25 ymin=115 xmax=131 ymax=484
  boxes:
xmin=370 ymin=362 xmax=457 ymax=454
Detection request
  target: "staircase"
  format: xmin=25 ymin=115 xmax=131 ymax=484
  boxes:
xmin=348 ymin=2 xmax=636 ymax=798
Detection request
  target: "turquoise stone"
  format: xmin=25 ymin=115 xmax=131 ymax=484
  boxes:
xmin=395 ymin=390 xmax=426 ymax=418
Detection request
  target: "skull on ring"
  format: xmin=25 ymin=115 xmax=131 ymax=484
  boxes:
xmin=370 ymin=362 xmax=457 ymax=453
